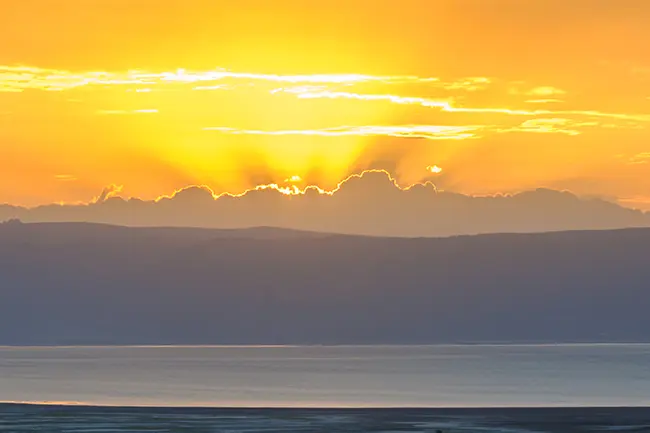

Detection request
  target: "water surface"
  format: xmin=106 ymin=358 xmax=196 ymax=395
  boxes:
xmin=1 ymin=344 xmax=649 ymax=407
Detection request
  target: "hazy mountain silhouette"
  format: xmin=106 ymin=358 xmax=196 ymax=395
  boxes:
xmin=1 ymin=171 xmax=648 ymax=237
xmin=1 ymin=221 xmax=649 ymax=345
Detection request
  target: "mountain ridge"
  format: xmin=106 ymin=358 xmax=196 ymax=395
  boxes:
xmin=1 ymin=222 xmax=649 ymax=345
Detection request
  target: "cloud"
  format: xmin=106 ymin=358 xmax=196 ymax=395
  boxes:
xmin=498 ymin=118 xmax=595 ymax=136
xmin=4 ymin=64 xmax=638 ymax=121
xmin=94 ymin=184 xmax=124 ymax=203
xmin=0 ymin=65 xmax=497 ymax=99
xmin=156 ymin=185 xmax=218 ymax=203
xmin=526 ymin=86 xmax=567 ymax=97
xmin=525 ymin=99 xmax=564 ymax=104
xmin=204 ymin=125 xmax=482 ymax=140
xmin=96 ymin=109 xmax=158 ymax=115
xmin=0 ymin=65 xmax=496 ymax=97
xmin=204 ymin=118 xmax=621 ymax=140
xmin=618 ymin=196 xmax=650 ymax=208
xmin=0 ymin=65 xmax=449 ymax=93
xmin=280 ymin=88 xmax=650 ymax=122
xmin=435 ymin=76 xmax=492 ymax=91
xmin=3 ymin=64 xmax=648 ymax=209
xmin=55 ymin=174 xmax=77 ymax=181
xmin=3 ymin=171 xmax=647 ymax=237
xmin=4 ymin=64 xmax=646 ymax=138
xmin=629 ymin=152 xmax=650 ymax=165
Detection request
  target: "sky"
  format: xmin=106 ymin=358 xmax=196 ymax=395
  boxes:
xmin=1 ymin=0 xmax=649 ymax=209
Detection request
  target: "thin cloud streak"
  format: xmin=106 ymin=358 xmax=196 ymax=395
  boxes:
xmin=496 ymin=118 xmax=599 ymax=136
xmin=0 ymin=65 xmax=487 ymax=94
xmin=526 ymin=86 xmax=567 ymax=97
xmin=96 ymin=109 xmax=159 ymax=115
xmin=629 ymin=152 xmax=650 ymax=164
xmin=0 ymin=65 xmax=448 ymax=92
xmin=3 ymin=65 xmax=646 ymax=126
xmin=525 ymin=99 xmax=564 ymax=104
xmin=282 ymin=88 xmax=650 ymax=123
xmin=203 ymin=125 xmax=482 ymax=140
xmin=204 ymin=118 xmax=624 ymax=140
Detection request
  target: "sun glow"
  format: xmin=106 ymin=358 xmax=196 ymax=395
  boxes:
xmin=1 ymin=64 xmax=649 ymax=208
xmin=2 ymin=1 xmax=650 ymax=210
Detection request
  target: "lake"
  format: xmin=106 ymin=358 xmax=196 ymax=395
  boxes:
xmin=1 ymin=344 xmax=649 ymax=408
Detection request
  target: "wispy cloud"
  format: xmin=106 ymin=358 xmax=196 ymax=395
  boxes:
xmin=497 ymin=118 xmax=596 ymax=136
xmin=204 ymin=120 xmax=605 ymax=140
xmin=0 ymin=65 xmax=494 ymax=96
xmin=0 ymin=65 xmax=448 ymax=92
xmin=204 ymin=125 xmax=483 ymax=140
xmin=525 ymin=99 xmax=564 ymax=104
xmin=277 ymin=88 xmax=650 ymax=123
xmin=629 ymin=152 xmax=650 ymax=164
xmin=96 ymin=109 xmax=159 ymax=115
xmin=54 ymin=174 xmax=77 ymax=181
xmin=3 ymin=65 xmax=647 ymax=127
xmin=437 ymin=77 xmax=492 ymax=91
xmin=526 ymin=86 xmax=567 ymax=97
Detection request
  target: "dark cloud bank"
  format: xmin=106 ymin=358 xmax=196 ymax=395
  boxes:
xmin=1 ymin=222 xmax=649 ymax=345
xmin=1 ymin=171 xmax=649 ymax=236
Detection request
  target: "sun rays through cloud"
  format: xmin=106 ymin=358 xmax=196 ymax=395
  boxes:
xmin=2 ymin=0 xmax=650 ymax=210
xmin=1 ymin=59 xmax=649 ymax=208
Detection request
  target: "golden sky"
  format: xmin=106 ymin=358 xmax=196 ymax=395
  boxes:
xmin=1 ymin=0 xmax=649 ymax=209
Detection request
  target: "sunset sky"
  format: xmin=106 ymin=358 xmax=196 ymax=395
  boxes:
xmin=1 ymin=0 xmax=649 ymax=209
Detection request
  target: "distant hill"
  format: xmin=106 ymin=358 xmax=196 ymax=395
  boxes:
xmin=1 ymin=222 xmax=649 ymax=345
xmin=2 ymin=171 xmax=648 ymax=237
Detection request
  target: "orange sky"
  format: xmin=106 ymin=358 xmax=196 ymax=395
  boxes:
xmin=1 ymin=0 xmax=649 ymax=209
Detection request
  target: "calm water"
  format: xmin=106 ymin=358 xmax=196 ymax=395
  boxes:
xmin=1 ymin=344 xmax=650 ymax=408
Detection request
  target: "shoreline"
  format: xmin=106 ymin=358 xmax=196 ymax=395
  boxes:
xmin=2 ymin=404 xmax=650 ymax=433
xmin=2 ymin=402 xmax=650 ymax=410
